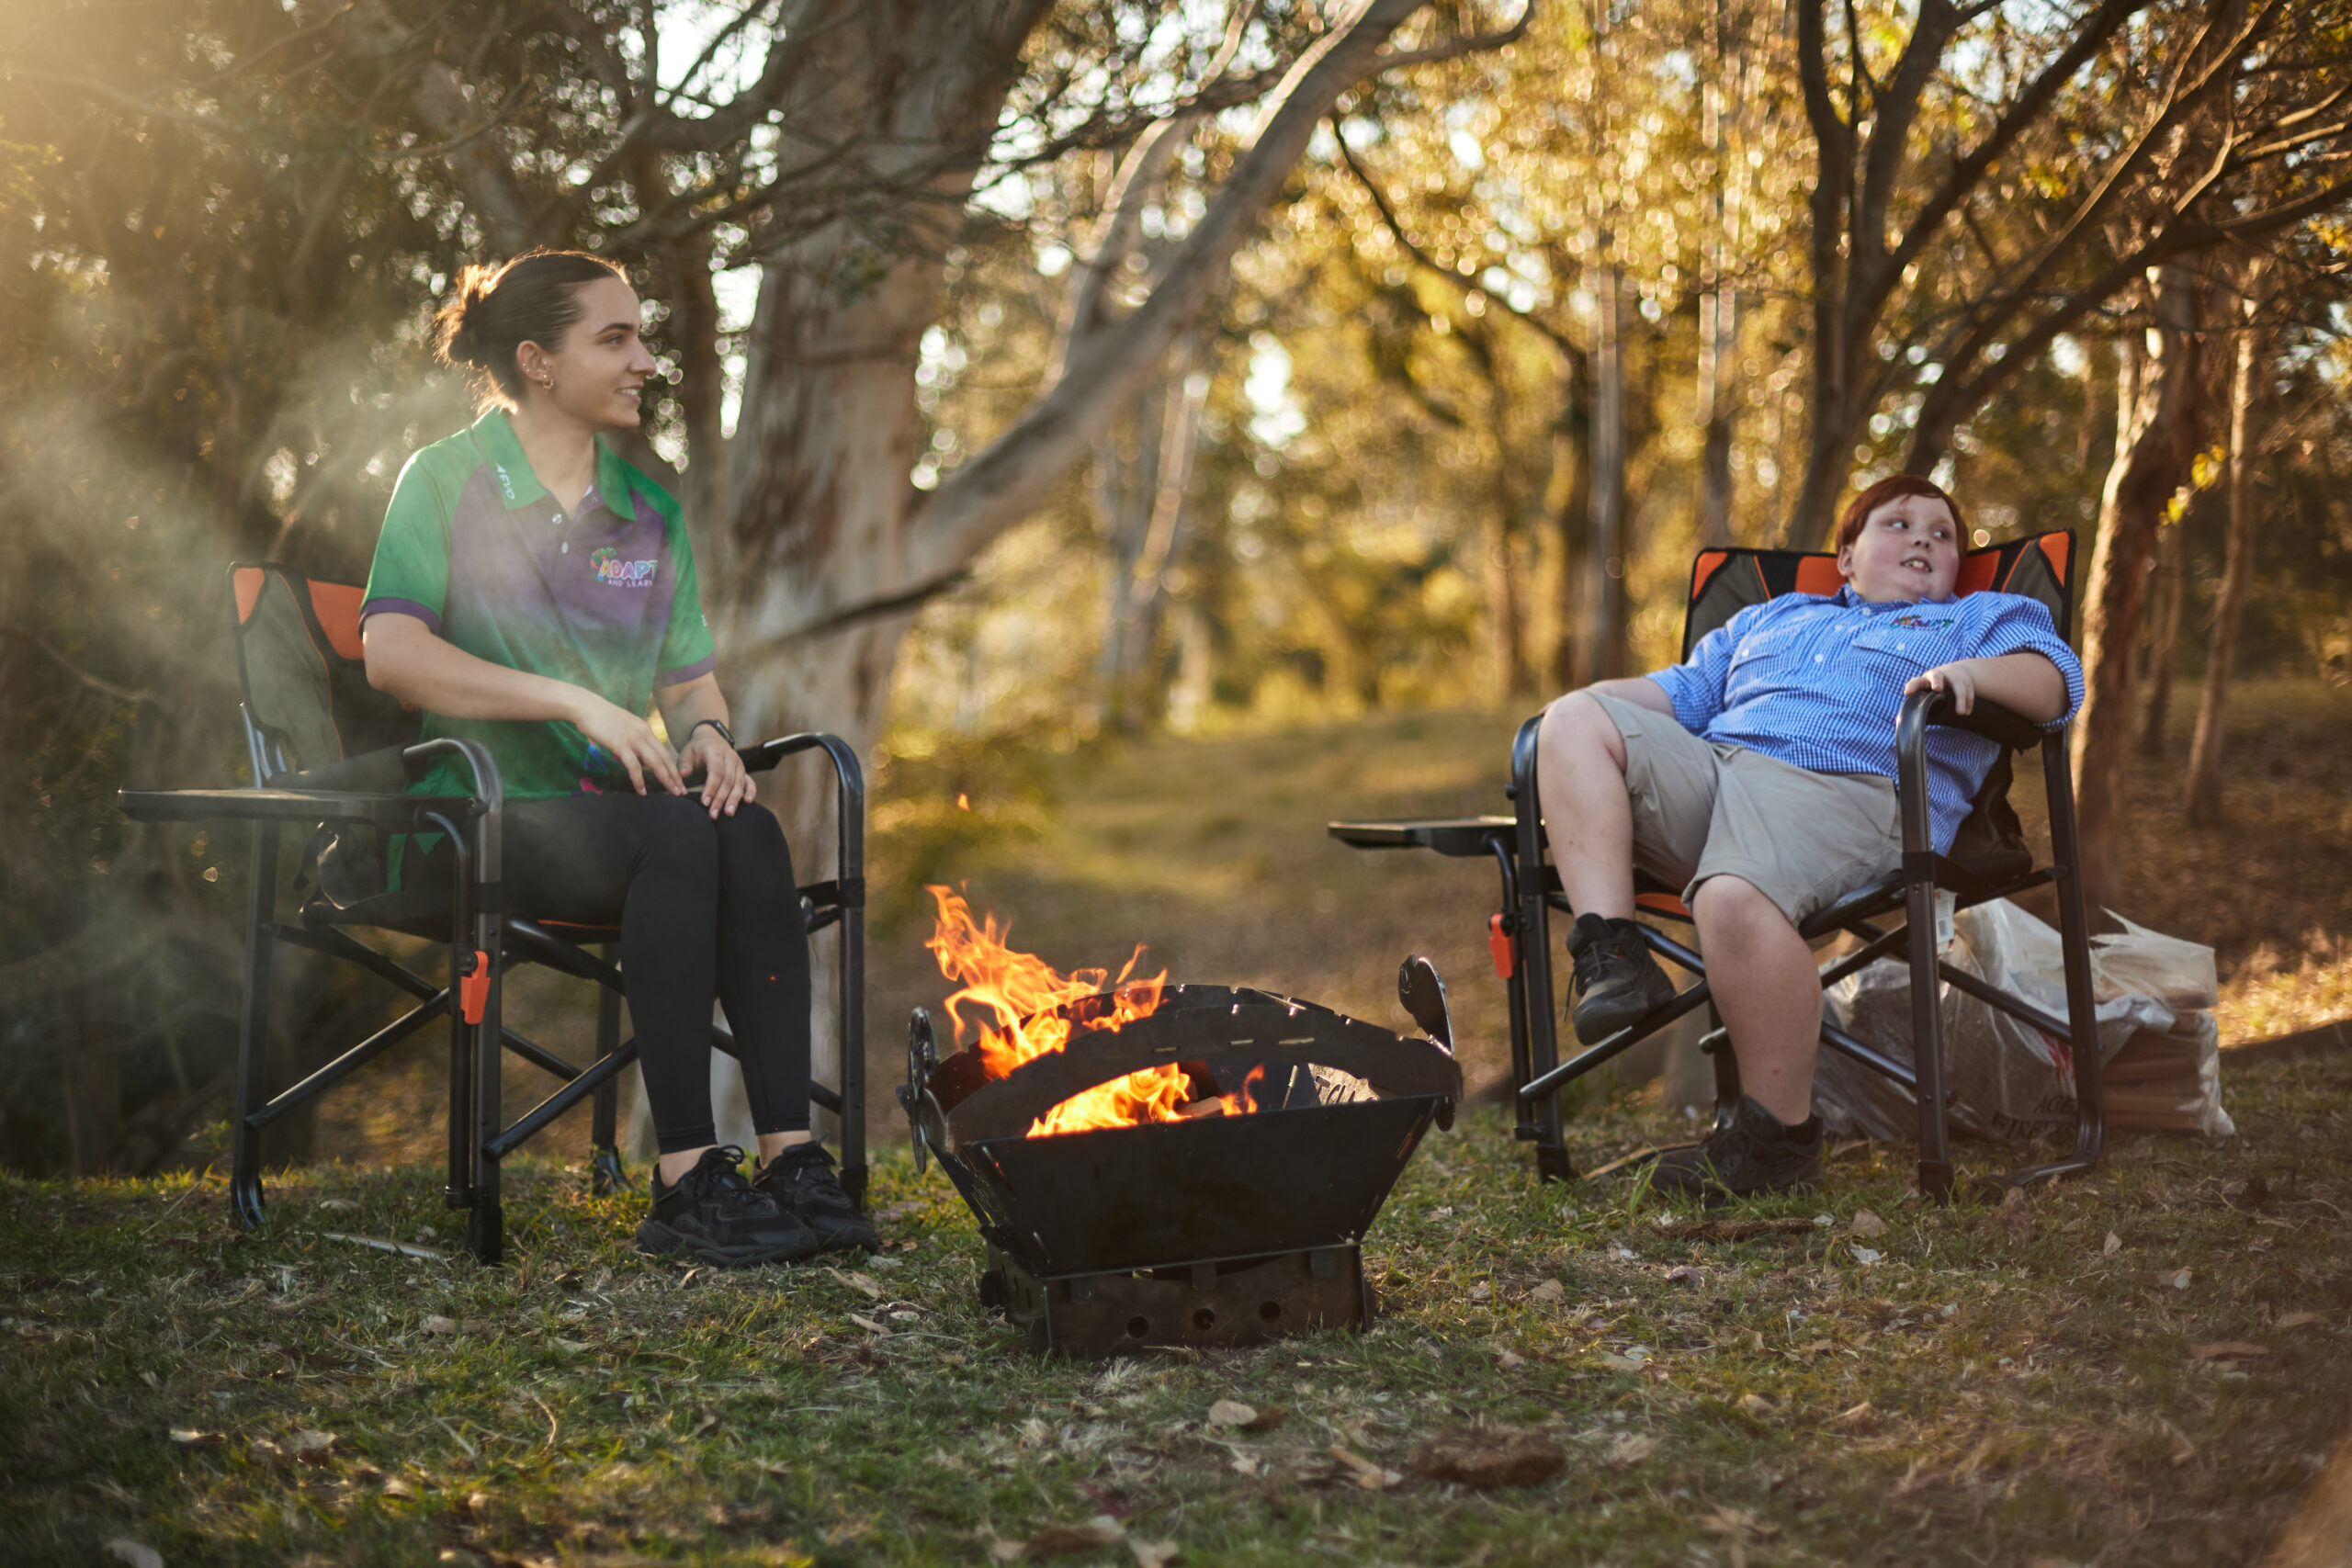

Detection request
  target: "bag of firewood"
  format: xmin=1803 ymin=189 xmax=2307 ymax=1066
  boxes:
xmin=1813 ymin=899 xmax=2231 ymax=1145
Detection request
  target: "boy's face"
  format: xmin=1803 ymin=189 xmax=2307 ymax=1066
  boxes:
xmin=1838 ymin=492 xmax=1960 ymax=603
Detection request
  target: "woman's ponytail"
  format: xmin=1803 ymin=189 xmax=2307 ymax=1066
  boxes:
xmin=431 ymin=251 xmax=626 ymax=408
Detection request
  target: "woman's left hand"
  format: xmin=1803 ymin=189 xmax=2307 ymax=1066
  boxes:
xmin=679 ymin=728 xmax=756 ymax=818
xmin=1904 ymin=660 xmax=1980 ymax=715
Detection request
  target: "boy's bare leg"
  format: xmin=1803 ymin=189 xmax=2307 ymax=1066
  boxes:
xmin=1536 ymin=685 xmax=1668 ymax=919
xmin=1690 ymin=874 xmax=1820 ymax=1126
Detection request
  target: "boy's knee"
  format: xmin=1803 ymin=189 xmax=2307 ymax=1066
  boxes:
xmin=1691 ymin=874 xmax=1787 ymax=932
xmin=1540 ymin=689 xmax=1623 ymax=765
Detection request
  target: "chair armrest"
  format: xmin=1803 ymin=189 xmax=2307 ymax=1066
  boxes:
xmin=401 ymin=737 xmax=503 ymax=814
xmin=1911 ymin=689 xmax=2047 ymax=751
xmin=119 ymin=787 xmax=486 ymax=828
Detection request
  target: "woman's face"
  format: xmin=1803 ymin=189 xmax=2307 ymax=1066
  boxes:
xmin=520 ymin=276 xmax=657 ymax=431
xmin=1838 ymin=491 xmax=1961 ymax=603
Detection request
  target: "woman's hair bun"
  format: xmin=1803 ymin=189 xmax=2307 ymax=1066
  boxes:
xmin=429 ymin=251 xmax=627 ymax=408
xmin=434 ymin=264 xmax=505 ymax=371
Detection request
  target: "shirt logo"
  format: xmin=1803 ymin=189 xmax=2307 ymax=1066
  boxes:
xmin=589 ymin=546 xmax=658 ymax=588
xmin=1887 ymin=614 xmax=1955 ymax=629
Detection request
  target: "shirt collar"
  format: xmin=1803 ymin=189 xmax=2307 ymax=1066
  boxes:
xmin=1835 ymin=585 xmax=1958 ymax=612
xmin=471 ymin=408 xmax=639 ymax=521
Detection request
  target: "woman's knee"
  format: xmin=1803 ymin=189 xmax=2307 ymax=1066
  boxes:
xmin=713 ymin=800 xmax=795 ymax=877
xmin=630 ymin=794 xmax=722 ymax=883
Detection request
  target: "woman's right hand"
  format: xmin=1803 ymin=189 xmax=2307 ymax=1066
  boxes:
xmin=569 ymin=693 xmax=685 ymax=795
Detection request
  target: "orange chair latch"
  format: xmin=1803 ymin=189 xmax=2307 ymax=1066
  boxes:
xmin=459 ymin=952 xmax=492 ymax=1025
xmin=1488 ymin=913 xmax=1515 ymax=980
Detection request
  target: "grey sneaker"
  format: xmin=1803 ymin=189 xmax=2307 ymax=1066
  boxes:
xmin=1566 ymin=913 xmax=1677 ymax=1044
xmin=636 ymin=1145 xmax=820 ymax=1266
xmin=1647 ymin=1096 xmax=1824 ymax=1201
xmin=753 ymin=1141 xmax=879 ymax=1253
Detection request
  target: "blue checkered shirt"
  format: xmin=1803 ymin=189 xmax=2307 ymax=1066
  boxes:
xmin=1646 ymin=588 xmax=2085 ymax=853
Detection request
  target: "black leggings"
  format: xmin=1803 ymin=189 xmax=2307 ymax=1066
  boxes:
xmin=416 ymin=794 xmax=812 ymax=1152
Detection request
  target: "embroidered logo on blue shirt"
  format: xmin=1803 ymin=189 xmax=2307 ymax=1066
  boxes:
xmin=1887 ymin=614 xmax=1956 ymax=629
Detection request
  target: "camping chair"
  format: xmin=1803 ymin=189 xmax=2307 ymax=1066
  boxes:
xmin=1329 ymin=532 xmax=2100 ymax=1201
xmin=119 ymin=562 xmax=868 ymax=1262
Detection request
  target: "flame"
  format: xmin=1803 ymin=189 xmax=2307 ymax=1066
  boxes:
xmin=926 ymin=885 xmax=1261 ymax=1137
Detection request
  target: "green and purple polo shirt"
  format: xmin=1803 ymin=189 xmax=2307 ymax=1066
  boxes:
xmin=361 ymin=408 xmax=716 ymax=805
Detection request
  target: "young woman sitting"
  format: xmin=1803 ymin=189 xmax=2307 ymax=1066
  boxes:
xmin=361 ymin=250 xmax=876 ymax=1265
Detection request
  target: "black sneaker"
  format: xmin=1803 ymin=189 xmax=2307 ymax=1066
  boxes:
xmin=753 ymin=1141 xmax=879 ymax=1253
xmin=636 ymin=1145 xmax=820 ymax=1266
xmin=1647 ymin=1096 xmax=1824 ymax=1201
xmin=1566 ymin=913 xmax=1677 ymax=1044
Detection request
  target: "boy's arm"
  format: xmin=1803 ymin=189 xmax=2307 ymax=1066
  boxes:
xmin=1904 ymin=651 xmax=2067 ymax=724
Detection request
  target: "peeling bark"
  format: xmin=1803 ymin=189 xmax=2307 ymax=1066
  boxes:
xmin=2186 ymin=256 xmax=2271 ymax=826
xmin=2073 ymin=265 xmax=2206 ymax=914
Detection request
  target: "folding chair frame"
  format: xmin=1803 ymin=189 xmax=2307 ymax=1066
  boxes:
xmin=1332 ymin=542 xmax=2107 ymax=1200
xmin=122 ymin=584 xmax=868 ymax=1264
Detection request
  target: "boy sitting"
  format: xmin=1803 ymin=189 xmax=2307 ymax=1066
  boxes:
xmin=1535 ymin=476 xmax=2084 ymax=1197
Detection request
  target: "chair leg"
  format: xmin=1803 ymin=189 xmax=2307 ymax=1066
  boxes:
xmin=1510 ymin=716 xmax=1573 ymax=1183
xmin=1906 ymin=874 xmax=1955 ymax=1201
xmin=229 ymin=821 xmax=279 ymax=1232
xmin=590 ymin=944 xmax=628 ymax=1196
xmin=469 ymin=931 xmax=506 ymax=1265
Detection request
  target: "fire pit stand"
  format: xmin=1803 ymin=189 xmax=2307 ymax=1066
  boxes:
xmin=899 ymin=961 xmax=1464 ymax=1358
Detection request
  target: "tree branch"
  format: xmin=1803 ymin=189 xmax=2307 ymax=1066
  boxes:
xmin=911 ymin=0 xmax=1528 ymax=582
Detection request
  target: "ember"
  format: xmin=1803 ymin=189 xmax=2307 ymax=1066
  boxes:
xmin=922 ymin=886 xmax=1266 ymax=1137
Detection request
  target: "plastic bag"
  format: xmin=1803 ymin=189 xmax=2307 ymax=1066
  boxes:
xmin=1814 ymin=898 xmax=2227 ymax=1145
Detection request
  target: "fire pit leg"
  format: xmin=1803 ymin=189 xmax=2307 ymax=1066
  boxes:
xmin=981 ymin=1246 xmax=1376 ymax=1359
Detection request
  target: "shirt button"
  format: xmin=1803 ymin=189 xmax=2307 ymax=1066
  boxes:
xmin=1815 ymin=655 xmax=1824 ymax=663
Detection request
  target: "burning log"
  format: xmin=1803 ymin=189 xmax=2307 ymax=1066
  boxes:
xmin=901 ymin=891 xmax=1462 ymax=1357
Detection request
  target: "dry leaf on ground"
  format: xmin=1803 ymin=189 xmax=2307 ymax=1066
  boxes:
xmin=1498 ymin=1349 xmax=1525 ymax=1370
xmin=1127 ymin=1540 xmax=1180 ymax=1568
xmin=1239 ymin=1406 xmax=1287 ymax=1433
xmin=1833 ymin=1401 xmax=1873 ymax=1426
xmin=286 ymin=1429 xmax=337 ymax=1464
xmin=2188 ymin=1341 xmax=2268 ymax=1360
xmin=1407 ymin=1426 xmax=1566 ymax=1488
xmin=2277 ymin=1311 xmax=2324 ymax=1329
xmin=1701 ymin=1506 xmax=1778 ymax=1538
xmin=101 ymin=1542 xmax=163 ymax=1568
xmin=1205 ymin=1400 xmax=1255 ymax=1427
xmin=1530 ymin=1279 xmax=1566 ymax=1303
xmin=1328 ymin=1445 xmax=1403 ymax=1489
xmin=1736 ymin=1393 xmax=1774 ymax=1417
xmin=170 ymin=1427 xmax=226 ymax=1446
xmin=1849 ymin=1208 xmax=1889 ymax=1238
xmin=998 ymin=1523 xmax=1123 ymax=1560
xmin=1666 ymin=1267 xmax=1702 ymax=1284
xmin=2151 ymin=1269 xmax=2192 ymax=1291
xmin=1605 ymin=1432 xmax=1657 ymax=1464
xmin=1990 ymin=1187 xmax=2033 ymax=1241
xmin=2104 ymin=1231 xmax=2123 ymax=1256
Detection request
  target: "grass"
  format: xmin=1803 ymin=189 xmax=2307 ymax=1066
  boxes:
xmin=7 ymin=679 xmax=2350 ymax=1563
xmin=4 ymin=1066 xmax=2349 ymax=1566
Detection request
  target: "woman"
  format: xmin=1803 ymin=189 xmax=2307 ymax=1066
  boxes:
xmin=361 ymin=250 xmax=875 ymax=1266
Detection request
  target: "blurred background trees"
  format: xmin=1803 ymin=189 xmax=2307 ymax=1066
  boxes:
xmin=6 ymin=0 xmax=2352 ymax=1174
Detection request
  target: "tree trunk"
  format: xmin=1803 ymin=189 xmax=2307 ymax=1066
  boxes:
xmin=2136 ymin=513 xmax=2188 ymax=754
xmin=705 ymin=0 xmax=1467 ymax=1115
xmin=2185 ymin=258 xmax=2270 ymax=825
xmin=1548 ymin=343 xmax=1592 ymax=690
xmin=1583 ymin=259 xmax=1629 ymax=682
xmin=2072 ymin=264 xmax=2205 ymax=914
xmin=1694 ymin=0 xmax=1738 ymax=547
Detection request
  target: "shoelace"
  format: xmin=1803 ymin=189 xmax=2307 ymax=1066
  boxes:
xmin=683 ymin=1146 xmax=772 ymax=1215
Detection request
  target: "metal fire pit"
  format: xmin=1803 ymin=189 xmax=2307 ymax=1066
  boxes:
xmin=898 ymin=958 xmax=1464 ymax=1358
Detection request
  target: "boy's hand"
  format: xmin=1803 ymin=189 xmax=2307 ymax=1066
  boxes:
xmin=1905 ymin=660 xmax=1979 ymax=715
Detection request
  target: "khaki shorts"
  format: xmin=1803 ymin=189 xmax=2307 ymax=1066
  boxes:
xmin=1589 ymin=691 xmax=1900 ymax=930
